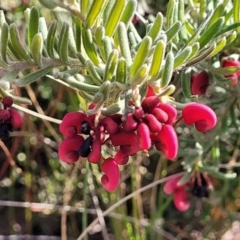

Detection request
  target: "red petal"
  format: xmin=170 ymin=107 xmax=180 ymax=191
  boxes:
xmin=88 ymin=139 xmax=102 ymax=164
xmin=101 ymin=158 xmax=120 ymax=192
xmin=164 ymin=176 xmax=182 ymax=194
xmin=60 ymin=112 xmax=88 ymax=137
xmin=114 ymin=150 xmax=129 ymax=165
xmin=142 ymin=96 xmax=160 ymax=113
xmin=137 ymin=122 xmax=151 ymax=150
xmin=182 ymin=103 xmax=217 ymax=132
xmin=155 ymin=125 xmax=178 ymax=160
xmin=156 ymin=103 xmax=177 ymax=124
xmin=144 ymin=114 xmax=162 ymax=133
xmin=191 ymin=71 xmax=209 ymax=96
xmin=9 ymin=109 xmax=23 ymax=128
xmin=58 ymin=135 xmax=84 ymax=163
xmin=173 ymin=190 xmax=190 ymax=211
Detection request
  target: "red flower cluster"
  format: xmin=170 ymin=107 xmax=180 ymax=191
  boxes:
xmin=164 ymin=173 xmax=212 ymax=211
xmin=222 ymin=59 xmax=240 ymax=86
xmin=58 ymin=87 xmax=217 ymax=192
xmin=191 ymin=71 xmax=209 ymax=96
xmin=0 ymin=96 xmax=23 ymax=140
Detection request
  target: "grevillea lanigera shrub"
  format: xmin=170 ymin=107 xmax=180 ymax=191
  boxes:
xmin=0 ymin=0 xmax=240 ymax=225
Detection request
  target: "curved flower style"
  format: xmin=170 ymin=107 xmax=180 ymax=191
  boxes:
xmin=191 ymin=71 xmax=209 ymax=96
xmin=182 ymin=103 xmax=217 ymax=132
xmin=222 ymin=59 xmax=240 ymax=86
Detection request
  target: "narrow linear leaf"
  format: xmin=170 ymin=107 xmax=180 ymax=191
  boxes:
xmin=28 ymin=6 xmax=39 ymax=48
xmin=1 ymin=69 xmax=19 ymax=82
xmin=130 ymin=36 xmax=152 ymax=76
xmin=120 ymin=0 xmax=137 ymax=27
xmin=149 ymin=40 xmax=165 ymax=81
xmin=10 ymin=23 xmax=32 ymax=62
xmin=105 ymin=0 xmax=125 ymax=37
xmin=85 ymin=60 xmax=103 ymax=85
xmin=147 ymin=12 xmax=163 ymax=42
xmin=46 ymin=19 xmax=58 ymax=58
xmin=215 ymin=23 xmax=240 ymax=37
xmin=103 ymin=0 xmax=115 ymax=26
xmin=185 ymin=42 xmax=200 ymax=61
xmin=95 ymin=26 xmax=105 ymax=46
xmin=102 ymin=36 xmax=112 ymax=61
xmin=104 ymin=49 xmax=118 ymax=81
xmin=180 ymin=69 xmax=192 ymax=98
xmin=58 ymin=23 xmax=69 ymax=64
xmin=174 ymin=46 xmax=192 ymax=69
xmin=118 ymin=22 xmax=132 ymax=67
xmin=67 ymin=76 xmax=100 ymax=93
xmin=101 ymin=103 xmax=121 ymax=116
xmin=129 ymin=64 xmax=148 ymax=85
xmin=39 ymin=17 xmax=48 ymax=41
xmin=208 ymin=37 xmax=226 ymax=58
xmin=116 ymin=58 xmax=127 ymax=84
xmin=0 ymin=22 xmax=9 ymax=62
xmin=166 ymin=21 xmax=182 ymax=43
xmin=207 ymin=3 xmax=225 ymax=27
xmin=31 ymin=33 xmax=43 ymax=66
xmin=223 ymin=31 xmax=237 ymax=50
xmin=161 ymin=51 xmax=174 ymax=88
xmin=14 ymin=66 xmax=52 ymax=87
xmin=86 ymin=0 xmax=106 ymax=28
xmin=99 ymin=80 xmax=111 ymax=101
xmin=166 ymin=0 xmax=176 ymax=29
xmin=233 ymin=0 xmax=240 ymax=30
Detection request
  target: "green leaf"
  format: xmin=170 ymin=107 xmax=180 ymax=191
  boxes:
xmin=101 ymin=103 xmax=121 ymax=116
xmin=38 ymin=0 xmax=57 ymax=9
xmin=130 ymin=36 xmax=152 ymax=77
xmin=82 ymin=28 xmax=101 ymax=65
xmin=186 ymin=42 xmax=200 ymax=61
xmin=104 ymin=49 xmax=118 ymax=81
xmin=46 ymin=19 xmax=58 ymax=59
xmin=0 ymin=22 xmax=9 ymax=63
xmin=200 ymin=166 xmax=237 ymax=180
xmin=177 ymin=172 xmax=192 ymax=186
xmin=99 ymin=80 xmax=111 ymax=101
xmin=31 ymin=33 xmax=43 ymax=66
xmin=166 ymin=0 xmax=176 ymax=29
xmin=201 ymin=64 xmax=240 ymax=76
xmin=105 ymin=0 xmax=125 ymax=37
xmin=207 ymin=3 xmax=225 ymax=27
xmin=14 ymin=66 xmax=52 ymax=87
xmin=233 ymin=0 xmax=240 ymax=32
xmin=103 ymin=0 xmax=115 ymax=26
xmin=58 ymin=23 xmax=69 ymax=64
xmin=39 ymin=17 xmax=48 ymax=41
xmin=120 ymin=0 xmax=137 ymax=27
xmin=10 ymin=23 xmax=32 ymax=62
xmin=180 ymin=69 xmax=192 ymax=98
xmin=149 ymin=40 xmax=165 ymax=81
xmin=28 ymin=6 xmax=39 ymax=48
xmin=85 ymin=60 xmax=103 ymax=85
xmin=208 ymin=37 xmax=226 ymax=58
xmin=129 ymin=64 xmax=148 ymax=85
xmin=117 ymin=22 xmax=132 ymax=68
xmin=86 ymin=0 xmax=106 ymax=28
xmin=174 ymin=46 xmax=192 ymax=69
xmin=66 ymin=76 xmax=100 ymax=93
xmin=116 ymin=57 xmax=127 ymax=84
xmin=1 ymin=69 xmax=19 ymax=82
xmin=215 ymin=23 xmax=240 ymax=37
xmin=95 ymin=26 xmax=105 ymax=46
xmin=102 ymin=36 xmax=112 ymax=61
xmin=160 ymin=51 xmax=174 ymax=88
xmin=147 ymin=12 xmax=163 ymax=42
xmin=198 ymin=17 xmax=224 ymax=48
xmin=166 ymin=21 xmax=182 ymax=43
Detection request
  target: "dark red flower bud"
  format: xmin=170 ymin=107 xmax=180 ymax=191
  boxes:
xmin=0 ymin=109 xmax=10 ymax=121
xmin=144 ymin=114 xmax=162 ymax=133
xmin=101 ymin=158 xmax=120 ymax=192
xmin=156 ymin=103 xmax=177 ymax=124
xmin=114 ymin=150 xmax=129 ymax=165
xmin=151 ymin=107 xmax=168 ymax=123
xmin=2 ymin=96 xmax=13 ymax=107
xmin=182 ymin=103 xmax=217 ymax=132
xmin=88 ymin=139 xmax=102 ymax=164
xmin=58 ymin=135 xmax=84 ymax=163
xmin=137 ymin=122 xmax=151 ymax=150
xmin=122 ymin=113 xmax=138 ymax=132
xmin=60 ymin=112 xmax=88 ymax=137
xmin=191 ymin=71 xmax=209 ymax=96
xmin=101 ymin=116 xmax=119 ymax=135
xmin=134 ymin=107 xmax=145 ymax=119
xmin=155 ymin=125 xmax=178 ymax=160
xmin=141 ymin=96 xmax=160 ymax=113
xmin=9 ymin=109 xmax=23 ymax=128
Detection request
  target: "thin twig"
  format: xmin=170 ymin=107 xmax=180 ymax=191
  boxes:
xmin=77 ymin=172 xmax=184 ymax=240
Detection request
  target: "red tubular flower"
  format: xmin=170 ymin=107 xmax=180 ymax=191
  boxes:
xmin=58 ymin=135 xmax=84 ymax=163
xmin=163 ymin=175 xmax=183 ymax=194
xmin=156 ymin=103 xmax=177 ymax=124
xmin=60 ymin=112 xmax=88 ymax=137
xmin=141 ymin=96 xmax=160 ymax=113
xmin=182 ymin=103 xmax=217 ymax=132
xmin=101 ymin=158 xmax=120 ymax=192
xmin=155 ymin=125 xmax=178 ymax=160
xmin=222 ymin=59 xmax=240 ymax=86
xmin=137 ymin=122 xmax=151 ymax=150
xmin=101 ymin=116 xmax=119 ymax=135
xmin=151 ymin=107 xmax=168 ymax=123
xmin=9 ymin=109 xmax=23 ymax=128
xmin=173 ymin=190 xmax=190 ymax=211
xmin=144 ymin=114 xmax=162 ymax=133
xmin=122 ymin=113 xmax=138 ymax=132
xmin=87 ymin=139 xmax=102 ymax=164
xmin=191 ymin=71 xmax=209 ymax=96
xmin=114 ymin=150 xmax=129 ymax=165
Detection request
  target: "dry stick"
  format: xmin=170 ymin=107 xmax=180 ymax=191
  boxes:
xmin=77 ymin=172 xmax=184 ymax=240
